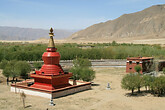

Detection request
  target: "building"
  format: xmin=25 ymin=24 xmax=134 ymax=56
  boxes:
xmin=126 ymin=57 xmax=154 ymax=74
xmin=11 ymin=28 xmax=91 ymax=99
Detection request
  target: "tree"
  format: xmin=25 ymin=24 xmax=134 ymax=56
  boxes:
xmin=135 ymin=74 xmax=143 ymax=93
xmin=70 ymin=58 xmax=95 ymax=85
xmin=1 ymin=60 xmax=18 ymax=83
xmin=1 ymin=60 xmax=31 ymax=83
xmin=81 ymin=67 xmax=95 ymax=82
xmin=73 ymin=58 xmax=92 ymax=67
xmin=134 ymin=65 xmax=142 ymax=73
xmin=8 ymin=60 xmax=19 ymax=81
xmin=152 ymin=76 xmax=165 ymax=96
xmin=0 ymin=59 xmax=8 ymax=69
xmin=121 ymin=73 xmax=138 ymax=94
xmin=33 ymin=62 xmax=42 ymax=70
xmin=142 ymin=75 xmax=152 ymax=91
xmin=15 ymin=61 xmax=31 ymax=80
xmin=70 ymin=67 xmax=82 ymax=85
xmin=112 ymin=41 xmax=117 ymax=46
xmin=2 ymin=66 xmax=11 ymax=85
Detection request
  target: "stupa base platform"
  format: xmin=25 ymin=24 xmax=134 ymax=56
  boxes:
xmin=11 ymin=79 xmax=91 ymax=99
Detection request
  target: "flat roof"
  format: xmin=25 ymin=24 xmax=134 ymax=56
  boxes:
xmin=127 ymin=57 xmax=154 ymax=60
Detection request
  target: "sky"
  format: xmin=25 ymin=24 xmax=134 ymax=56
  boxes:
xmin=0 ymin=0 xmax=165 ymax=30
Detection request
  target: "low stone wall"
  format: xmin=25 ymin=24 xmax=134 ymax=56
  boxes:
xmin=11 ymin=86 xmax=51 ymax=98
xmin=11 ymin=80 xmax=91 ymax=99
xmin=52 ymin=84 xmax=91 ymax=98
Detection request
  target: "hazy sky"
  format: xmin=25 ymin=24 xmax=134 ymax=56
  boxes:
xmin=0 ymin=0 xmax=165 ymax=30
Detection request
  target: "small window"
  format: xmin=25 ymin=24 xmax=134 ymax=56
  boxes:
xmin=129 ymin=68 xmax=132 ymax=70
xmin=136 ymin=62 xmax=139 ymax=65
xmin=129 ymin=61 xmax=132 ymax=65
xmin=42 ymin=72 xmax=44 ymax=74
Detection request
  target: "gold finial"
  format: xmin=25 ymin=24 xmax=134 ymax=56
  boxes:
xmin=48 ymin=27 xmax=55 ymax=48
xmin=49 ymin=27 xmax=54 ymax=37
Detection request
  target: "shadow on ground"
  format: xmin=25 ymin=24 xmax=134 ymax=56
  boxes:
xmin=91 ymin=83 xmax=100 ymax=86
xmin=125 ymin=90 xmax=149 ymax=97
xmin=25 ymin=105 xmax=32 ymax=108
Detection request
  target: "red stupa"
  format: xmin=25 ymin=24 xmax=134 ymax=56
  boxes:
xmin=11 ymin=28 xmax=91 ymax=99
xmin=30 ymin=28 xmax=72 ymax=90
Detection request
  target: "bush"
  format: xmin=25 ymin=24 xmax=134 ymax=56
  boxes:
xmin=134 ymin=65 xmax=142 ymax=73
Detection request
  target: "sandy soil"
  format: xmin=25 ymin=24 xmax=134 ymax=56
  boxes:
xmin=0 ymin=67 xmax=165 ymax=110
xmin=1 ymin=37 xmax=165 ymax=46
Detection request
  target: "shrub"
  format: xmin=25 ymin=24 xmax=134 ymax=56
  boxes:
xmin=134 ymin=65 xmax=142 ymax=73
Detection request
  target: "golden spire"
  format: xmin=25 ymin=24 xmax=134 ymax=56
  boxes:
xmin=48 ymin=27 xmax=55 ymax=48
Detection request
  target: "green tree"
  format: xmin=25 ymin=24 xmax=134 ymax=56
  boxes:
xmin=7 ymin=60 xmax=19 ymax=81
xmin=1 ymin=60 xmax=18 ymax=83
xmin=69 ymin=66 xmax=82 ymax=85
xmin=73 ymin=58 xmax=92 ymax=67
xmin=2 ymin=66 xmax=11 ymax=85
xmin=142 ymin=75 xmax=152 ymax=91
xmin=70 ymin=58 xmax=95 ymax=85
xmin=135 ymin=74 xmax=143 ymax=93
xmin=112 ymin=41 xmax=117 ymax=46
xmin=33 ymin=62 xmax=42 ymax=70
xmin=134 ymin=65 xmax=142 ymax=73
xmin=81 ymin=67 xmax=95 ymax=82
xmin=121 ymin=73 xmax=138 ymax=94
xmin=15 ymin=61 xmax=31 ymax=80
xmin=0 ymin=60 xmax=8 ymax=69
xmin=152 ymin=76 xmax=165 ymax=96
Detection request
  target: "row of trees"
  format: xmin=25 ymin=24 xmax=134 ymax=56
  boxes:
xmin=122 ymin=73 xmax=165 ymax=96
xmin=0 ymin=58 xmax=95 ymax=85
xmin=0 ymin=42 xmax=165 ymax=61
xmin=0 ymin=60 xmax=31 ymax=84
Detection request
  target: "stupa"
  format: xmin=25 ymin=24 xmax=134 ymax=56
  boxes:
xmin=30 ymin=28 xmax=72 ymax=90
xmin=11 ymin=28 xmax=91 ymax=99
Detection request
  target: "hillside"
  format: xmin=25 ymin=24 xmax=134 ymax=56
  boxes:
xmin=68 ymin=4 xmax=165 ymax=42
xmin=0 ymin=26 xmax=77 ymax=40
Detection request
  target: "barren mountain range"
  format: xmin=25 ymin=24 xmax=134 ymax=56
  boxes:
xmin=0 ymin=26 xmax=77 ymax=40
xmin=68 ymin=4 xmax=165 ymax=43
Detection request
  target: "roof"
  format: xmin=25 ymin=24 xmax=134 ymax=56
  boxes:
xmin=127 ymin=57 xmax=154 ymax=60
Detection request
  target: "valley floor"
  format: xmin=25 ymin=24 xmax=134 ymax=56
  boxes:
xmin=0 ymin=67 xmax=165 ymax=110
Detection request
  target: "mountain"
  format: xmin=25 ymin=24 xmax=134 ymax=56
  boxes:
xmin=68 ymin=4 xmax=165 ymax=42
xmin=0 ymin=26 xmax=77 ymax=40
